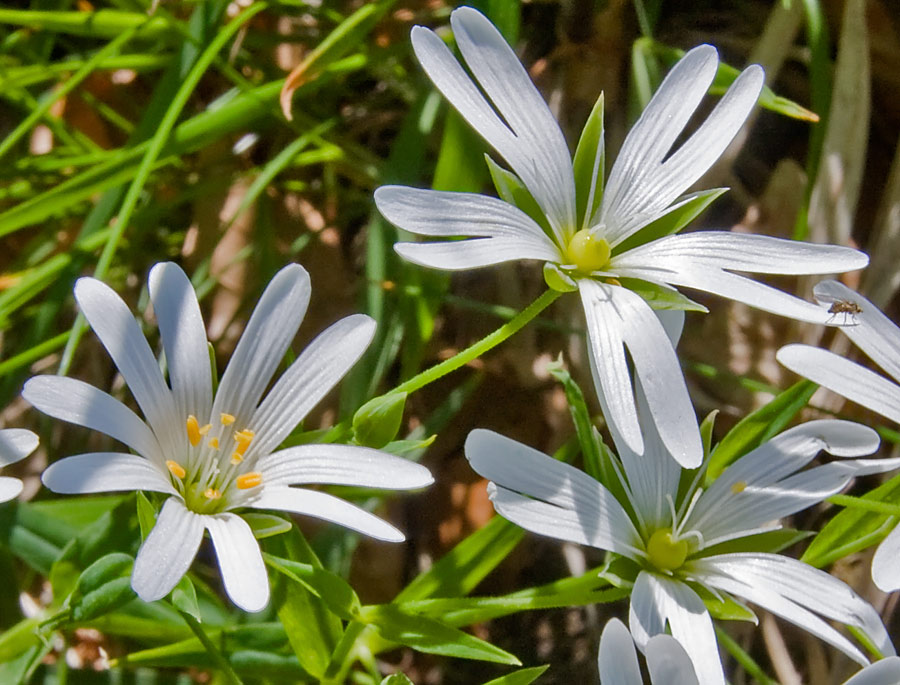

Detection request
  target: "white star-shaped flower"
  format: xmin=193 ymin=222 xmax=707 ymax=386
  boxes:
xmin=0 ymin=428 xmax=38 ymax=503
xmin=24 ymin=263 xmax=433 ymax=612
xmin=778 ymin=280 xmax=900 ymax=593
xmin=598 ymin=618 xmax=698 ymax=685
xmin=598 ymin=616 xmax=900 ymax=685
xmin=466 ymin=389 xmax=897 ymax=683
xmin=375 ymin=6 xmax=868 ymax=468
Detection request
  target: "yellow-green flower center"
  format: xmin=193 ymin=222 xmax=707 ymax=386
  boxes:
xmin=647 ymin=528 xmax=689 ymax=572
xmin=566 ymin=229 xmax=611 ymax=273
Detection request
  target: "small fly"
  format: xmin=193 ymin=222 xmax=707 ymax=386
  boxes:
xmin=826 ymin=299 xmax=863 ymax=325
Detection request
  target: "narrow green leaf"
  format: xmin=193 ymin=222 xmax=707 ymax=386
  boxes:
xmin=397 ymin=516 xmax=524 ymax=602
xmin=547 ymin=358 xmax=603 ymax=479
xmin=802 ymin=472 xmax=900 ymax=568
xmin=706 ymin=380 xmax=817 ymax=482
xmin=0 ymin=9 xmax=170 ymax=40
xmin=264 ymin=553 xmax=361 ymax=620
xmin=482 ymin=666 xmax=550 ymax=685
xmin=171 ymin=576 xmax=201 ymax=622
xmin=0 ymin=618 xmax=41 ymax=663
xmin=573 ymin=92 xmax=605 ymax=228
xmin=362 ymin=604 xmax=521 ymax=665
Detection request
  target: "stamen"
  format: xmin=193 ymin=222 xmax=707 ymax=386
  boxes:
xmin=236 ymin=472 xmax=263 ymax=489
xmin=220 ymin=413 xmax=236 ymax=426
xmin=204 ymin=488 xmax=222 ymax=500
xmin=230 ymin=452 xmax=243 ymax=465
xmin=731 ymin=481 xmax=747 ymax=494
xmin=166 ymin=460 xmax=186 ymax=479
xmin=605 ymin=277 xmax=622 ymax=287
xmin=186 ymin=415 xmax=202 ymax=446
xmin=207 ymin=437 xmax=220 ymax=449
xmin=232 ymin=428 xmax=255 ymax=458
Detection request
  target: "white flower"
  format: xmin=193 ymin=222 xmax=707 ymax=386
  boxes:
xmin=375 ymin=6 xmax=868 ymax=468
xmin=778 ymin=280 xmax=900 ymax=593
xmin=465 ymin=391 xmax=897 ymax=683
xmin=598 ymin=617 xmax=697 ymax=685
xmin=24 ymin=263 xmax=433 ymax=613
xmin=599 ymin=615 xmax=900 ymax=685
xmin=0 ymin=429 xmax=39 ymax=503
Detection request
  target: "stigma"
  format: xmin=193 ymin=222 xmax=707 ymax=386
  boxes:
xmin=566 ymin=229 xmax=611 ymax=273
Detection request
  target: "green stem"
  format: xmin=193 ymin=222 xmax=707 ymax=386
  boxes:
xmin=179 ymin=610 xmax=243 ymax=685
xmin=392 ymin=288 xmax=561 ymax=396
xmin=828 ymin=494 xmax=900 ymax=517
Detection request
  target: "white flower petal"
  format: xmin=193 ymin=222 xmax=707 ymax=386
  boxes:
xmin=844 ymin=657 xmax=900 ymax=685
xmin=598 ymin=618 xmax=642 ymax=685
xmin=0 ymin=477 xmax=23 ymax=503
xmin=645 ymin=634 xmax=700 ymax=685
xmin=777 ymin=345 xmax=900 ymax=424
xmin=449 ymin=7 xmax=576 ymax=237
xmin=377 ymin=186 xmax=561 ymax=270
xmin=211 ymin=264 xmax=311 ymax=425
xmin=689 ymin=420 xmax=881 ymax=540
xmin=872 ymin=525 xmax=900 ymax=592
xmin=465 ymin=429 xmax=640 ymax=555
xmin=0 ymin=428 xmax=38 ymax=467
xmin=23 ymin=376 xmax=162 ymax=465
xmin=74 ymin=277 xmax=178 ymax=449
xmin=605 ymin=65 xmax=763 ymax=245
xmin=148 ymin=262 xmax=213 ymax=422
xmin=629 ymin=572 xmax=725 ymax=685
xmin=41 ymin=453 xmax=174 ymax=495
xmin=248 ymin=315 xmax=376 ymax=459
xmin=613 ymin=233 xmax=868 ymax=323
xmin=410 ymin=10 xmax=574 ymax=243
xmin=579 ymin=280 xmax=702 ymax=467
xmin=599 ymin=45 xmax=720 ymax=236
xmin=205 ymin=513 xmax=269 ymax=613
xmin=259 ymin=444 xmax=433 ymax=489
xmin=694 ymin=553 xmax=892 ymax=663
xmin=131 ymin=498 xmax=204 ymax=602
xmin=249 ymin=486 xmax=405 ymax=542
xmin=813 ymin=281 xmax=900 ymax=381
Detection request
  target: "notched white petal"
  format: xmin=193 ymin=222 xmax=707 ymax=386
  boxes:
xmin=42 ymin=453 xmax=174 ymax=495
xmin=206 ymin=514 xmax=269 ymax=613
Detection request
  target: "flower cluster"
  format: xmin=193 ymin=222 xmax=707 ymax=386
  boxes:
xmin=5 ymin=4 xmax=900 ymax=684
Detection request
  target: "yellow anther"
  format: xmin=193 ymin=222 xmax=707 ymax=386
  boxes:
xmin=232 ymin=428 xmax=255 ymax=457
xmin=207 ymin=437 xmax=220 ymax=449
xmin=186 ymin=415 xmax=202 ymax=446
xmin=566 ymin=229 xmax=611 ymax=273
xmin=166 ymin=460 xmax=186 ymax=479
xmin=731 ymin=481 xmax=747 ymax=494
xmin=605 ymin=277 xmax=622 ymax=287
xmin=220 ymin=413 xmax=236 ymax=426
xmin=230 ymin=452 xmax=244 ymax=465
xmin=204 ymin=488 xmax=222 ymax=500
xmin=198 ymin=423 xmax=211 ymax=436
xmin=236 ymin=472 xmax=263 ymax=489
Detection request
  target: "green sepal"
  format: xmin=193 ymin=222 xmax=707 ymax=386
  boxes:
xmin=614 ymin=188 xmax=728 ymax=255
xmin=699 ymin=409 xmax=718 ymax=462
xmin=706 ymin=380 xmax=817 ymax=483
xmin=485 ymin=155 xmax=553 ymax=237
xmin=597 ymin=555 xmax=639 ymax=589
xmin=573 ymin=92 xmax=605 ymax=228
xmin=244 ymin=512 xmax=292 ymax=539
xmin=697 ymin=528 xmax=813 ymax=558
xmin=352 ymin=391 xmax=407 ymax=448
xmin=379 ymin=435 xmax=436 ymax=458
xmin=543 ymin=262 xmax=578 ymax=293
xmin=618 ymin=277 xmax=708 ymax=312
xmin=136 ymin=491 xmax=156 ymax=541
xmin=170 ymin=575 xmax=201 ymax=622
xmin=693 ymin=583 xmax=757 ymax=623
